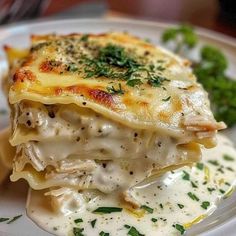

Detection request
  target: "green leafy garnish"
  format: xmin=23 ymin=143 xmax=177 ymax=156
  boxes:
xmin=187 ymin=192 xmax=199 ymax=201
xmin=99 ymin=231 xmax=109 ymax=236
xmin=80 ymin=34 xmax=89 ymax=42
xmin=127 ymin=226 xmax=145 ymax=236
xmin=177 ymin=204 xmax=184 ymax=209
xmin=90 ymin=219 xmax=97 ymax=228
xmin=141 ymin=205 xmax=154 ymax=213
xmin=93 ymin=207 xmax=123 ymax=214
xmin=182 ymin=170 xmax=190 ymax=181
xmin=191 ymin=181 xmax=198 ymax=188
xmin=173 ymin=224 xmax=186 ymax=235
xmin=162 ymin=96 xmax=171 ymax=102
xmin=74 ymin=218 xmax=83 ymax=224
xmin=196 ymin=163 xmax=204 ymax=170
xmin=201 ymin=201 xmax=210 ymax=209
xmin=151 ymin=218 xmax=158 ymax=222
xmin=126 ymin=79 xmax=143 ymax=87
xmin=7 ymin=215 xmax=22 ymax=224
xmin=73 ymin=227 xmax=84 ymax=236
xmin=67 ymin=63 xmax=78 ymax=72
xmin=107 ymin=83 xmax=124 ymax=95
xmin=208 ymin=160 xmax=219 ymax=166
xmin=223 ymin=154 xmax=235 ymax=161
xmin=0 ymin=218 xmax=9 ymax=223
xmin=162 ymin=25 xmax=198 ymax=53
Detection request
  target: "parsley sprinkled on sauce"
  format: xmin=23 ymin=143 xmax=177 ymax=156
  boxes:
xmin=7 ymin=215 xmax=22 ymax=224
xmin=187 ymin=192 xmax=199 ymax=201
xmin=126 ymin=225 xmax=145 ymax=236
xmin=159 ymin=203 xmax=164 ymax=209
xmin=93 ymin=207 xmax=122 ymax=214
xmin=126 ymin=79 xmax=142 ymax=87
xmin=173 ymin=224 xmax=186 ymax=235
xmin=90 ymin=219 xmax=97 ymax=228
xmin=162 ymin=96 xmax=171 ymax=102
xmin=80 ymin=34 xmax=89 ymax=42
xmin=201 ymin=201 xmax=210 ymax=210
xmin=73 ymin=227 xmax=84 ymax=236
xmin=0 ymin=218 xmax=9 ymax=223
xmin=219 ymin=189 xmax=226 ymax=194
xmin=196 ymin=163 xmax=204 ymax=170
xmin=191 ymin=181 xmax=198 ymax=188
xmin=67 ymin=63 xmax=78 ymax=72
xmin=74 ymin=218 xmax=83 ymax=224
xmin=106 ymin=83 xmax=124 ymax=95
xmin=208 ymin=160 xmax=219 ymax=166
xmin=99 ymin=231 xmax=110 ymax=236
xmin=141 ymin=205 xmax=154 ymax=213
xmin=151 ymin=218 xmax=158 ymax=222
xmin=223 ymin=154 xmax=235 ymax=161
xmin=177 ymin=204 xmax=184 ymax=209
xmin=182 ymin=170 xmax=190 ymax=181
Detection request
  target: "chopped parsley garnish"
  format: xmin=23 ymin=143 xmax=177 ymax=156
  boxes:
xmin=93 ymin=207 xmax=122 ymax=214
xmin=219 ymin=189 xmax=226 ymax=194
xmin=126 ymin=79 xmax=142 ymax=87
xmin=99 ymin=231 xmax=109 ymax=236
xmin=74 ymin=218 xmax=83 ymax=224
xmin=173 ymin=224 xmax=186 ymax=235
xmin=159 ymin=203 xmax=164 ymax=209
xmin=141 ymin=205 xmax=154 ymax=213
xmin=187 ymin=192 xmax=199 ymax=201
xmin=73 ymin=227 xmax=84 ymax=236
xmin=223 ymin=154 xmax=235 ymax=161
xmin=151 ymin=218 xmax=158 ymax=222
xmin=196 ymin=163 xmax=204 ymax=170
xmin=162 ymin=96 xmax=171 ymax=102
xmin=191 ymin=181 xmax=198 ymax=188
xmin=177 ymin=204 xmax=184 ymax=209
xmin=127 ymin=226 xmax=145 ymax=236
xmin=208 ymin=160 xmax=219 ymax=166
xmin=0 ymin=218 xmax=9 ymax=223
xmin=67 ymin=63 xmax=78 ymax=72
xmin=107 ymin=83 xmax=124 ymax=95
xmin=90 ymin=219 xmax=97 ymax=228
xmin=147 ymin=75 xmax=169 ymax=87
xmin=7 ymin=215 xmax=22 ymax=224
xmin=201 ymin=201 xmax=210 ymax=210
xmin=80 ymin=34 xmax=89 ymax=42
xmin=182 ymin=170 xmax=190 ymax=181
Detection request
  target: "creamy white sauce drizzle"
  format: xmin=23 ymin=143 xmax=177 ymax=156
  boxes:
xmin=27 ymin=134 xmax=236 ymax=236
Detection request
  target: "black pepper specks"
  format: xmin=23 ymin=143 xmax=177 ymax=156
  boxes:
xmin=82 ymin=102 xmax=87 ymax=106
xmin=48 ymin=111 xmax=55 ymax=118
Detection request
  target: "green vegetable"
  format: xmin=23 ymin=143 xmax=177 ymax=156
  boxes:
xmin=107 ymin=83 xmax=124 ymax=95
xmin=162 ymin=96 xmax=171 ymax=102
xmin=187 ymin=192 xmax=199 ymax=201
xmin=182 ymin=170 xmax=190 ymax=181
xmin=74 ymin=218 xmax=83 ymax=224
xmin=127 ymin=226 xmax=145 ymax=236
xmin=208 ymin=160 xmax=219 ymax=166
xmin=223 ymin=154 xmax=235 ymax=161
xmin=196 ymin=163 xmax=204 ymax=170
xmin=141 ymin=205 xmax=154 ymax=213
xmin=201 ymin=201 xmax=210 ymax=209
xmin=0 ymin=218 xmax=9 ymax=223
xmin=151 ymin=218 xmax=158 ymax=222
xmin=90 ymin=219 xmax=97 ymax=228
xmin=162 ymin=25 xmax=198 ymax=53
xmin=73 ymin=227 xmax=84 ymax=236
xmin=93 ymin=207 xmax=123 ymax=214
xmin=99 ymin=231 xmax=109 ymax=236
xmin=177 ymin=204 xmax=184 ymax=209
xmin=173 ymin=224 xmax=186 ymax=235
xmin=7 ymin=215 xmax=22 ymax=224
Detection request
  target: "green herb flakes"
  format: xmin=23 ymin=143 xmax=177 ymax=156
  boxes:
xmin=151 ymin=218 xmax=158 ymax=222
xmin=127 ymin=226 xmax=145 ymax=236
xmin=73 ymin=227 xmax=84 ymax=236
xmin=141 ymin=205 xmax=154 ymax=213
xmin=99 ymin=231 xmax=109 ymax=236
xmin=162 ymin=96 xmax=171 ymax=102
xmin=208 ymin=160 xmax=219 ymax=166
xmin=223 ymin=154 xmax=235 ymax=161
xmin=90 ymin=219 xmax=97 ymax=228
xmin=7 ymin=215 xmax=22 ymax=224
xmin=187 ymin=192 xmax=199 ymax=201
xmin=106 ymin=83 xmax=124 ymax=95
xmin=173 ymin=224 xmax=186 ymax=235
xmin=93 ymin=207 xmax=122 ymax=214
xmin=74 ymin=218 xmax=83 ymax=224
xmin=201 ymin=201 xmax=210 ymax=210
xmin=182 ymin=170 xmax=190 ymax=181
xmin=196 ymin=163 xmax=204 ymax=170
xmin=191 ymin=181 xmax=198 ymax=188
xmin=0 ymin=218 xmax=9 ymax=223
xmin=177 ymin=204 xmax=184 ymax=209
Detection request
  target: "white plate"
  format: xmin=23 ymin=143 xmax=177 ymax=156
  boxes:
xmin=0 ymin=18 xmax=235 ymax=236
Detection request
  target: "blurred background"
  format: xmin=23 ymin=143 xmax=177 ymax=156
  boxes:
xmin=0 ymin=0 xmax=235 ymax=37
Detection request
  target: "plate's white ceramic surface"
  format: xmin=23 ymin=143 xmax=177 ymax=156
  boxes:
xmin=0 ymin=19 xmax=235 ymax=236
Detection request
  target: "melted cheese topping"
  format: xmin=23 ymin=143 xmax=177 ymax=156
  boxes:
xmin=7 ymin=32 xmax=224 ymax=140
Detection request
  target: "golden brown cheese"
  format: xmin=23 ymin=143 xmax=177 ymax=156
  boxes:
xmin=7 ymin=32 xmax=225 ymax=141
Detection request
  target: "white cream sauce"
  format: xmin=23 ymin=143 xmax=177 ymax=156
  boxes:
xmin=27 ymin=134 xmax=236 ymax=236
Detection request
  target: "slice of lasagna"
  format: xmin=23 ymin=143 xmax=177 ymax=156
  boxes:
xmin=4 ymin=32 xmax=225 ymax=205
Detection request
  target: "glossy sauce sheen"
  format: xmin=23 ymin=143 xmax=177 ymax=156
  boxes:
xmin=27 ymin=134 xmax=236 ymax=236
